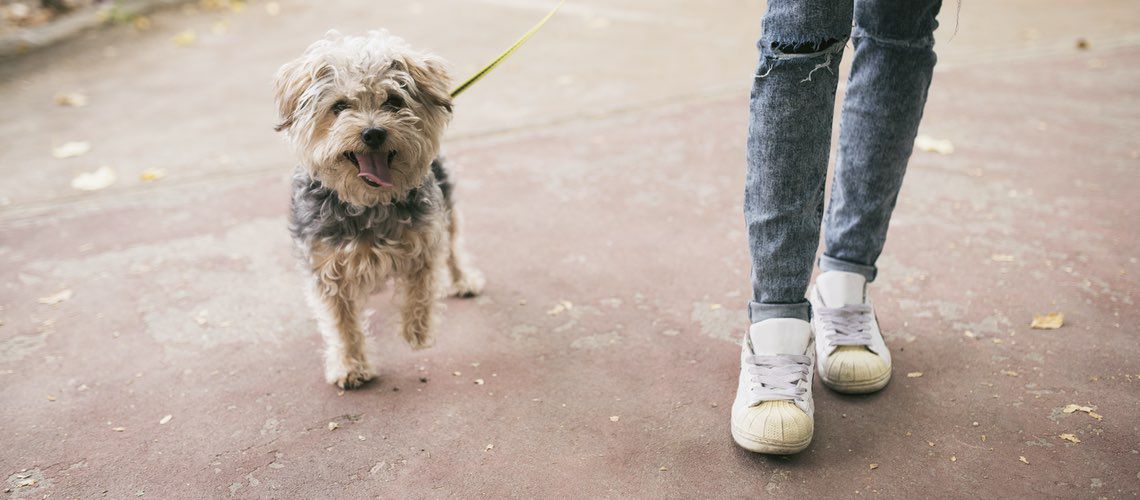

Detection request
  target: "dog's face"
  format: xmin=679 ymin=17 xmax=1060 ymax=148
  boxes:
xmin=275 ymin=31 xmax=453 ymax=206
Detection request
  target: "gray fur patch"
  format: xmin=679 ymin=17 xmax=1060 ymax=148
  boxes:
xmin=289 ymin=162 xmax=447 ymax=250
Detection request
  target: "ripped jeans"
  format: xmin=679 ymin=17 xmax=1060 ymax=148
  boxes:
xmin=745 ymin=0 xmax=943 ymax=323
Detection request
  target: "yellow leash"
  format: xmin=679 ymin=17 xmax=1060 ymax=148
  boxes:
xmin=449 ymin=0 xmax=565 ymax=98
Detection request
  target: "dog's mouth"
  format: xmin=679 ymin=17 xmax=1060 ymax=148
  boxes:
xmin=344 ymin=151 xmax=397 ymax=188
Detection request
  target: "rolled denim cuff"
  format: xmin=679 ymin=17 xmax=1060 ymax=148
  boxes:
xmin=749 ymin=300 xmax=811 ymax=323
xmin=819 ymin=254 xmax=878 ymax=282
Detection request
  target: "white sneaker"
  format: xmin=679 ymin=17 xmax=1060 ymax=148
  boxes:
xmin=809 ymin=271 xmax=892 ymax=394
xmin=731 ymin=318 xmax=815 ymax=454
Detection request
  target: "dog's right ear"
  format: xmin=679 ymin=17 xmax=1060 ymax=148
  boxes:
xmin=273 ymin=57 xmax=307 ymax=132
xmin=274 ymin=55 xmax=332 ymax=132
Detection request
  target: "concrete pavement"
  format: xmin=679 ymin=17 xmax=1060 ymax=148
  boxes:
xmin=1 ymin=0 xmax=1137 ymax=497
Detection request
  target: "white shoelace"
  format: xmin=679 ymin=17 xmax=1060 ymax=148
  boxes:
xmin=816 ymin=304 xmax=875 ymax=346
xmin=744 ymin=354 xmax=811 ymax=406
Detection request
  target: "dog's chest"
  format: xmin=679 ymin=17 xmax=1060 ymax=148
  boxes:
xmin=290 ymin=174 xmax=444 ymax=278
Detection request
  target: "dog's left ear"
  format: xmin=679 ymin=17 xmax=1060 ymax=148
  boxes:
xmin=403 ymin=54 xmax=453 ymax=113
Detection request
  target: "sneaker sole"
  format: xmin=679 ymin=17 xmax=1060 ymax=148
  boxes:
xmin=730 ymin=424 xmax=812 ymax=455
xmin=819 ymin=368 xmax=891 ymax=394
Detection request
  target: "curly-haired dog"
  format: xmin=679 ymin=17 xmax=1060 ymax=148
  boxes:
xmin=274 ymin=31 xmax=484 ymax=389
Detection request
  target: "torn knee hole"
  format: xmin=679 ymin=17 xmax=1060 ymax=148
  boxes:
xmin=770 ymin=38 xmax=842 ymax=56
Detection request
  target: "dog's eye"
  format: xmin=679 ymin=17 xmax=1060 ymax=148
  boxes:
xmin=331 ymin=100 xmax=350 ymax=115
xmin=383 ymin=94 xmax=405 ymax=110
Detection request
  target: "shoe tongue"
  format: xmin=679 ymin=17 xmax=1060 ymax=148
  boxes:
xmin=748 ymin=319 xmax=811 ymax=356
xmin=817 ymin=271 xmax=867 ymax=307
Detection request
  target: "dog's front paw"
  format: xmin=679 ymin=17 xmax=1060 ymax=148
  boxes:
xmin=325 ymin=357 xmax=375 ymax=390
xmin=401 ymin=322 xmax=435 ymax=350
xmin=450 ymin=268 xmax=485 ymax=298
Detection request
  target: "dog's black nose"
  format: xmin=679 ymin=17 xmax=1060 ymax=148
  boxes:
xmin=361 ymin=127 xmax=388 ymax=149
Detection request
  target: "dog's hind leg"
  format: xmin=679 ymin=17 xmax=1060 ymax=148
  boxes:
xmin=398 ymin=261 xmax=438 ymax=349
xmin=306 ymin=274 xmax=374 ymax=390
xmin=432 ymin=158 xmax=485 ymax=298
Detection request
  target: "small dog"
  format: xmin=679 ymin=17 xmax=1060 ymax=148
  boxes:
xmin=274 ymin=30 xmax=483 ymax=389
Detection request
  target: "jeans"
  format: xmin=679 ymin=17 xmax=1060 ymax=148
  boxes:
xmin=744 ymin=0 xmax=943 ymax=323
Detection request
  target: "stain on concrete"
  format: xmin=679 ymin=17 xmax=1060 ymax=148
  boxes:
xmin=510 ymin=324 xmax=538 ymax=340
xmin=0 ymin=333 xmax=46 ymax=362
xmin=6 ymin=468 xmax=48 ymax=494
xmin=1025 ymin=437 xmax=1054 ymax=447
xmin=570 ymin=331 xmax=621 ymax=349
xmin=689 ymin=302 xmax=742 ymax=344
xmin=952 ymin=312 xmax=1011 ymax=337
xmin=24 ymin=218 xmax=308 ymax=351
xmin=599 ymin=298 xmax=623 ymax=308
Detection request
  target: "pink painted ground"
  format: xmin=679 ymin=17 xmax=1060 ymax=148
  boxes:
xmin=1 ymin=1 xmax=1137 ymax=497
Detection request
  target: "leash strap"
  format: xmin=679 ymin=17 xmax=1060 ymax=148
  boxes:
xmin=449 ymin=0 xmax=565 ymax=98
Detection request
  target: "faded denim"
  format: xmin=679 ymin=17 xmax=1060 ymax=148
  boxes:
xmin=745 ymin=0 xmax=943 ymax=323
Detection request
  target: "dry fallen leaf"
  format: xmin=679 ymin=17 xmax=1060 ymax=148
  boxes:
xmin=1030 ymin=312 xmax=1064 ymax=329
xmin=52 ymin=141 xmax=91 ymax=158
xmin=963 ymin=330 xmax=978 ymax=339
xmin=869 ymin=463 xmax=879 ymax=470
xmin=38 ymin=289 xmax=73 ymax=305
xmin=546 ymin=300 xmax=573 ymax=316
xmin=112 ymin=427 xmax=126 ymax=432
xmin=139 ymin=169 xmax=166 ymax=182
xmin=708 ymin=303 xmax=722 ymax=310
xmin=46 ymin=394 xmax=57 ymax=401
xmin=1019 ymin=456 xmax=1029 ymax=465
xmin=484 ymin=444 xmax=494 ymax=451
xmin=914 ymin=135 xmax=955 ymax=155
xmin=950 ymin=456 xmax=957 ymax=462
xmin=172 ymin=30 xmax=197 ymax=46
xmin=474 ymin=378 xmax=484 ymax=385
xmin=54 ymin=92 xmax=88 ymax=107
xmin=1058 ymin=433 xmax=1080 ymax=444
xmin=907 ymin=372 xmax=924 ymax=378
xmin=991 ymin=254 xmax=1015 ymax=262
xmin=609 ymin=415 xmax=620 ymax=422
xmin=71 ymin=166 xmax=117 ymax=191
xmin=159 ymin=414 xmax=172 ymax=425
xmin=1000 ymin=370 xmax=1020 ymax=377
xmin=1061 ymin=404 xmax=1103 ymax=421
xmin=327 ymin=422 xmax=339 ymax=431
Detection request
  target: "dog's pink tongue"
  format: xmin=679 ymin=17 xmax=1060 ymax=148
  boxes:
xmin=354 ymin=152 xmax=394 ymax=187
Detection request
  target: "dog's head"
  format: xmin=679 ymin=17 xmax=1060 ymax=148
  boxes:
xmin=274 ymin=30 xmax=453 ymax=206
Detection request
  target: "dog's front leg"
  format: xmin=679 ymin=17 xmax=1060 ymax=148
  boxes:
xmin=398 ymin=260 xmax=437 ymax=349
xmin=306 ymin=279 xmax=374 ymax=389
